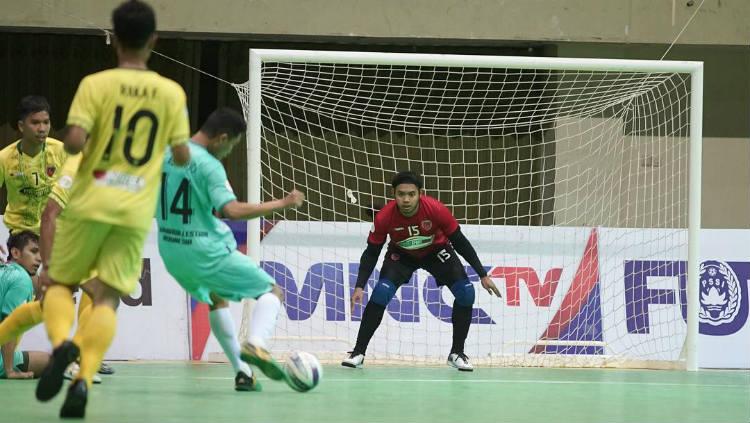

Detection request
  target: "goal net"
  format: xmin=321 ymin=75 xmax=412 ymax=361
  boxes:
xmin=234 ymin=50 xmax=703 ymax=369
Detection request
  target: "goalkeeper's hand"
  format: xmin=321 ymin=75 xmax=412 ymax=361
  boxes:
xmin=350 ymin=287 xmax=364 ymax=313
xmin=480 ymin=276 xmax=502 ymax=298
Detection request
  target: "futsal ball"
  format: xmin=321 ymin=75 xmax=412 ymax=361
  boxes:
xmin=284 ymin=351 xmax=323 ymax=392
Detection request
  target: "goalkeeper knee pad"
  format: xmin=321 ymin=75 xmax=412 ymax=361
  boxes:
xmin=370 ymin=279 xmax=398 ymax=306
xmin=449 ymin=280 xmax=475 ymax=307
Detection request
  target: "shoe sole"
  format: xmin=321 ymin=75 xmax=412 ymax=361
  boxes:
xmin=97 ymin=364 xmax=115 ymax=375
xmin=60 ymin=382 xmax=87 ymax=418
xmin=240 ymin=345 xmax=286 ymax=381
xmin=64 ymin=373 xmax=102 ymax=384
xmin=447 ymin=360 xmax=474 ymax=372
xmin=341 ymin=361 xmax=363 ymax=368
xmin=37 ymin=341 xmax=80 ymax=402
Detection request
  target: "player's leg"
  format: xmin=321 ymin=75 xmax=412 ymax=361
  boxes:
xmin=240 ymin=284 xmax=285 ymax=380
xmin=199 ymin=251 xmax=286 ymax=382
xmin=72 ymin=283 xmax=113 ymax=377
xmin=65 ymin=284 xmax=103 ymax=385
xmin=426 ymin=246 xmax=475 ymax=371
xmin=206 ymin=292 xmax=258 ymax=391
xmin=37 ymin=219 xmax=105 ymax=402
xmin=0 ymin=301 xmax=43 ymax=345
xmin=343 ymin=253 xmax=415 ymax=368
xmin=58 ymin=224 xmax=146 ymax=418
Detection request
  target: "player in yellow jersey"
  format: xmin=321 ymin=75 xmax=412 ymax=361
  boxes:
xmin=36 ymin=1 xmax=191 ymax=418
xmin=0 ymin=153 xmax=105 ymax=384
xmin=0 ymin=95 xmax=67 ymax=236
xmin=0 ymin=98 xmax=106 ymax=380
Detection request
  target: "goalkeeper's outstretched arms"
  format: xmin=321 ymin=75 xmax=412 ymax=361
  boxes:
xmin=448 ymin=227 xmax=502 ymax=297
xmin=350 ymin=241 xmax=384 ymax=312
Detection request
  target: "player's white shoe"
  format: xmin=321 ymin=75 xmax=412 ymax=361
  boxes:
xmin=341 ymin=351 xmax=365 ymax=368
xmin=63 ymin=363 xmax=102 ymax=384
xmin=447 ymin=352 xmax=474 ymax=372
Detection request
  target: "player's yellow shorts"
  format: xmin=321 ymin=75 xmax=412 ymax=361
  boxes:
xmin=48 ymin=218 xmax=148 ymax=295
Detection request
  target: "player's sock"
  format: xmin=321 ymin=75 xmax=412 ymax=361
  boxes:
xmin=0 ymin=300 xmax=42 ymax=344
xmin=72 ymin=297 xmax=93 ymax=347
xmin=353 ymin=302 xmax=386 ymax=355
xmin=43 ymin=285 xmax=76 ymax=347
xmin=450 ymin=303 xmax=472 ymax=354
xmin=247 ymin=292 xmax=281 ymax=349
xmin=77 ymin=305 xmax=117 ymax=387
xmin=209 ymin=307 xmax=253 ymax=377
xmin=77 ymin=292 xmax=93 ymax=322
xmin=73 ymin=301 xmax=93 ymax=345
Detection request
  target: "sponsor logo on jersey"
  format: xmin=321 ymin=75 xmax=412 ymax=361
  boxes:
xmin=18 ymin=185 xmax=52 ymax=199
xmin=397 ymin=235 xmax=435 ymax=250
xmin=93 ymin=170 xmax=145 ymax=193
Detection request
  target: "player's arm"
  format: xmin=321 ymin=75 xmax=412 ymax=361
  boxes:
xmin=350 ymin=212 xmax=387 ymax=311
xmin=65 ymin=77 xmax=96 ymax=155
xmin=170 ymin=143 xmax=191 ymax=166
xmin=203 ymin=161 xmax=304 ymax=220
xmin=435 ymin=201 xmax=501 ymax=297
xmin=167 ymin=88 xmax=192 ymax=166
xmin=447 ymin=229 xmax=501 ymax=297
xmin=63 ymin=126 xmax=88 ymax=155
xmin=40 ymin=199 xmax=63 ymax=268
xmin=221 ymin=190 xmax=304 ymax=220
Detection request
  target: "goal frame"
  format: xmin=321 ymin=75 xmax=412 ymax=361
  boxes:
xmin=244 ymin=49 xmax=704 ymax=371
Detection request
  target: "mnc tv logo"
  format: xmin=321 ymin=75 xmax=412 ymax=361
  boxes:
xmin=626 ymin=259 xmax=749 ymax=336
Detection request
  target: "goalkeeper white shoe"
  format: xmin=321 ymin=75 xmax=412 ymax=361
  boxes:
xmin=447 ymin=352 xmax=474 ymax=372
xmin=63 ymin=363 xmax=102 ymax=384
xmin=341 ymin=351 xmax=365 ymax=368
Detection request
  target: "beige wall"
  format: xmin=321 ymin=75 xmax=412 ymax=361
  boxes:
xmin=702 ymin=137 xmax=750 ymax=229
xmin=2 ymin=0 xmax=748 ymax=45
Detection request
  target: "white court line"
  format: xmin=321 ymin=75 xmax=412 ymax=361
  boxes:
xmin=111 ymin=375 xmax=749 ymax=388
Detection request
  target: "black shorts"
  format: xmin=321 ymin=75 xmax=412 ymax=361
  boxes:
xmin=379 ymin=245 xmax=468 ymax=288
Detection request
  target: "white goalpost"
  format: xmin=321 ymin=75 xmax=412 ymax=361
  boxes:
xmin=235 ymin=49 xmax=703 ymax=370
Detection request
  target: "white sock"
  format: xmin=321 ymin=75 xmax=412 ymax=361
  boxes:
xmin=247 ymin=292 xmax=281 ymax=349
xmin=209 ymin=307 xmax=253 ymax=376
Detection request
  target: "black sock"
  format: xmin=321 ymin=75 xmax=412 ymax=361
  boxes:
xmin=451 ymin=304 xmax=472 ymax=354
xmin=353 ymin=302 xmax=386 ymax=355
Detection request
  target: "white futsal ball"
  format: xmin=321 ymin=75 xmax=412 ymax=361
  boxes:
xmin=284 ymin=351 xmax=323 ymax=392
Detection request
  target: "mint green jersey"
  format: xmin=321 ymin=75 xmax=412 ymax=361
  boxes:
xmin=0 ymin=262 xmax=33 ymax=321
xmin=156 ymin=142 xmax=238 ymax=280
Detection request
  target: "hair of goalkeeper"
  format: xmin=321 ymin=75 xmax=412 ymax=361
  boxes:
xmin=200 ymin=108 xmax=247 ymax=138
xmin=7 ymin=231 xmax=39 ymax=262
xmin=391 ymin=171 xmax=423 ymax=190
xmin=112 ymin=0 xmax=156 ymax=50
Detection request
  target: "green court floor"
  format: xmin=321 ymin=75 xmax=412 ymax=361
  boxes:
xmin=1 ymin=363 xmax=748 ymax=423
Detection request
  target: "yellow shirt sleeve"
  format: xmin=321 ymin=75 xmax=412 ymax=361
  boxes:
xmin=168 ymin=88 xmax=190 ymax=146
xmin=48 ymin=153 xmax=82 ymax=209
xmin=67 ymin=76 xmax=97 ymax=132
xmin=0 ymin=154 xmax=5 ymax=188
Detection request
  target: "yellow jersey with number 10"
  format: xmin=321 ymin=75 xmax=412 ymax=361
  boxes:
xmin=65 ymin=68 xmax=190 ymax=231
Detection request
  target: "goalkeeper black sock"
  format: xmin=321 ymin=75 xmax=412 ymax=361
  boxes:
xmin=353 ymin=302 xmax=386 ymax=355
xmin=451 ymin=304 xmax=472 ymax=354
